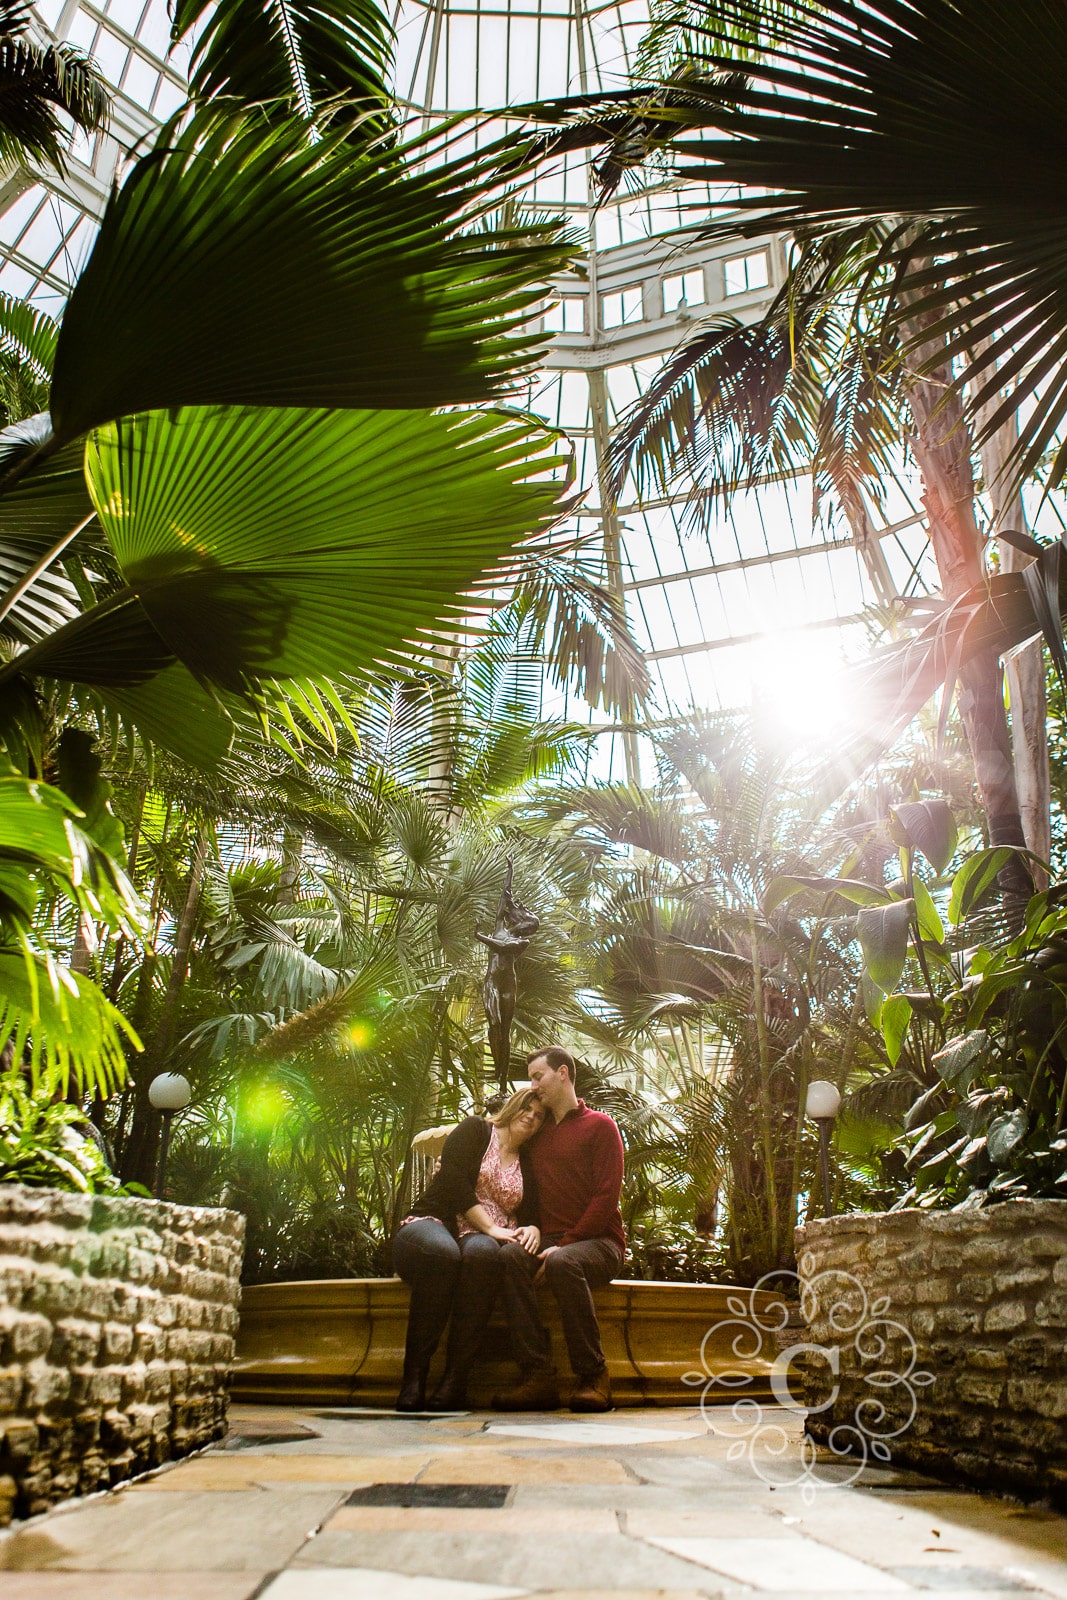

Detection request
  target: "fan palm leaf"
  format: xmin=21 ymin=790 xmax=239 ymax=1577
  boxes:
xmin=0 ymin=405 xmax=568 ymax=760
xmin=172 ymin=0 xmax=395 ymax=133
xmin=36 ymin=110 xmax=571 ymax=453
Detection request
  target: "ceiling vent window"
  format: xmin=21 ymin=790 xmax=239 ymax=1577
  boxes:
xmin=724 ymin=250 xmax=770 ymax=297
xmin=662 ymin=270 xmax=705 ymax=313
xmin=601 ymin=287 xmax=643 ymax=329
xmin=543 ymin=296 xmax=586 ymax=334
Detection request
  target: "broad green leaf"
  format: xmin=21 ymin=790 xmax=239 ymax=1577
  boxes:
xmin=904 ymin=1082 xmax=943 ymax=1133
xmin=932 ymin=1029 xmax=989 ymax=1087
xmin=0 ymin=773 xmax=82 ymax=878
xmin=966 ymin=964 xmax=1030 ymax=1028
xmin=856 ymin=899 xmax=913 ymax=993
xmin=880 ymin=993 xmax=912 ymax=1066
xmin=764 ymin=873 xmax=891 ymax=914
xmin=48 ymin=111 xmax=573 ymax=443
xmin=987 ymin=1108 xmax=1027 ymax=1167
xmin=889 ymin=799 xmax=957 ymax=875
xmin=861 ymin=970 xmax=885 ymax=1021
xmin=78 ymin=405 xmax=565 ymax=691
xmin=0 ymin=949 xmax=137 ymax=1098
xmin=948 ymin=848 xmax=1017 ymax=925
xmin=0 ymin=861 xmax=35 ymax=923
xmin=102 ymin=664 xmax=235 ymax=770
xmin=912 ymin=877 xmax=944 ymax=945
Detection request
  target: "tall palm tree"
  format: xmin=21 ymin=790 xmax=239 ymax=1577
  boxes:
xmin=536 ymin=0 xmax=1067 ymax=888
xmin=556 ymin=0 xmax=1067 ymax=491
xmin=608 ymin=228 xmax=1040 ymax=889
xmin=512 ymin=712 xmax=876 ymax=1279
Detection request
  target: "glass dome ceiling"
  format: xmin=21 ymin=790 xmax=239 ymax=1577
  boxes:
xmin=5 ymin=1 xmax=943 ymax=765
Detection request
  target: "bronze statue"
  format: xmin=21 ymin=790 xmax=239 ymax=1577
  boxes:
xmin=477 ymin=858 xmax=539 ymax=1091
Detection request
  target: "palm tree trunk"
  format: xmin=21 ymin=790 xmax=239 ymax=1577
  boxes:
xmin=899 ymin=302 xmax=1032 ymax=898
xmin=119 ymin=827 xmax=210 ymax=1187
xmin=976 ymin=399 xmax=1050 ymax=880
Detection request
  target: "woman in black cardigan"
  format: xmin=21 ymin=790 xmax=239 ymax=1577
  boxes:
xmin=393 ymin=1087 xmax=544 ymax=1411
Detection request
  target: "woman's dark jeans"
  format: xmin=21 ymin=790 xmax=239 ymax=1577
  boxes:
xmin=393 ymin=1218 xmax=504 ymax=1378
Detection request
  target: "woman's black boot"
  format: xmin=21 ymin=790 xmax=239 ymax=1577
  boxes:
xmin=427 ymin=1369 xmax=469 ymax=1411
xmin=395 ymin=1364 xmax=428 ymax=1412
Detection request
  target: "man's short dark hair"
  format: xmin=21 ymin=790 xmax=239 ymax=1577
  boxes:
xmin=526 ymin=1045 xmax=576 ymax=1083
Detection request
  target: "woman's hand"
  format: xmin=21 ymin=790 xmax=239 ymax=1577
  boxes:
xmin=488 ymin=1224 xmax=519 ymax=1242
xmin=513 ymin=1225 xmax=541 ymax=1255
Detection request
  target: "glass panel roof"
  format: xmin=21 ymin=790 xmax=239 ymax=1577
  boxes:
xmin=7 ymin=2 xmax=949 ymax=771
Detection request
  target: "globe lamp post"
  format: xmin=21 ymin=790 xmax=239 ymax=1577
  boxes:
xmin=805 ymin=1080 xmax=842 ymax=1218
xmin=149 ymin=1073 xmax=191 ymax=1200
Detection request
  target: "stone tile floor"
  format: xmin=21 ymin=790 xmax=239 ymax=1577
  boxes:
xmin=0 ymin=1403 xmax=1063 ymax=1599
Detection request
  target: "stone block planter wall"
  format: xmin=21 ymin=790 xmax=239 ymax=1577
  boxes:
xmin=0 ymin=1185 xmax=244 ymax=1523
xmin=797 ymin=1200 xmax=1067 ymax=1501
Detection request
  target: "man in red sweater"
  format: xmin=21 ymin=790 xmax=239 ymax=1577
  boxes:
xmin=493 ymin=1046 xmax=625 ymax=1413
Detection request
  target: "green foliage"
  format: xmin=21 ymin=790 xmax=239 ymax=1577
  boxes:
xmin=0 ymin=1069 xmax=122 ymax=1193
xmin=172 ymin=0 xmax=395 ymax=134
xmin=0 ymin=292 xmax=57 ymax=428
xmin=899 ymin=891 xmax=1067 ymax=1206
xmin=606 ymin=0 xmax=1067 ymax=494
xmin=46 ymin=110 xmax=570 ymax=445
xmin=771 ymin=799 xmax=1067 ymax=1205
xmin=0 ymin=767 xmax=139 ymax=1096
xmin=513 ymin=711 xmax=880 ymax=1281
xmin=624 ymin=1219 xmax=727 ymax=1284
xmin=0 ymin=0 xmax=600 ymax=1108
xmin=0 ymin=4 xmax=109 ymax=176
xmin=16 ymin=405 xmax=565 ymax=715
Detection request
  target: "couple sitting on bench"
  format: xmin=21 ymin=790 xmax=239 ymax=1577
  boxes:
xmin=393 ymin=1046 xmax=625 ymax=1414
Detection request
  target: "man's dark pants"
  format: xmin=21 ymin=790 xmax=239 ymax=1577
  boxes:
xmin=499 ymin=1235 xmax=623 ymax=1380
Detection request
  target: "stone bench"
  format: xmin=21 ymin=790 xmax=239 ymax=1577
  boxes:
xmin=233 ymin=1276 xmax=781 ymax=1408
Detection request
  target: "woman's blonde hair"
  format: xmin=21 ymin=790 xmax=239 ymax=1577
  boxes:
xmin=490 ymin=1086 xmax=543 ymax=1130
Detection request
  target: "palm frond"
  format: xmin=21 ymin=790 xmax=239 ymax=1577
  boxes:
xmin=0 ymin=31 xmax=108 ymax=173
xmin=172 ymin=0 xmax=395 ymax=136
xmin=4 ymin=406 xmax=567 ymax=760
xmin=44 ymin=110 xmax=574 ymax=448
xmin=0 ymin=949 xmax=135 ymax=1097
xmin=640 ymin=0 xmax=1067 ymax=491
xmin=504 ymin=548 xmax=652 ymax=717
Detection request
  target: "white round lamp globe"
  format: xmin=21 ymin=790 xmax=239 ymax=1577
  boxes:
xmin=805 ymin=1080 xmax=842 ymax=1121
xmin=148 ymin=1073 xmax=192 ymax=1112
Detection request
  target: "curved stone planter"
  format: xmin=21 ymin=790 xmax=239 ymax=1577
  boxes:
xmin=0 ymin=1185 xmax=244 ymax=1522
xmin=797 ymin=1200 xmax=1067 ymax=1501
xmin=234 ymin=1276 xmax=780 ymax=1408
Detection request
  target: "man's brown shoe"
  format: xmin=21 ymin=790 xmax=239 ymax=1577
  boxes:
xmin=490 ymin=1373 xmax=561 ymax=1411
xmin=570 ymin=1367 xmax=612 ymax=1413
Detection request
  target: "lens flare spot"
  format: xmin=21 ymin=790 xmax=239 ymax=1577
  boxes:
xmin=344 ymin=1019 xmax=375 ymax=1051
xmin=243 ymin=1083 xmax=288 ymax=1130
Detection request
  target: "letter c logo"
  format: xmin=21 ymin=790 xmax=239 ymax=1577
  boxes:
xmin=770 ymin=1342 xmax=840 ymax=1414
